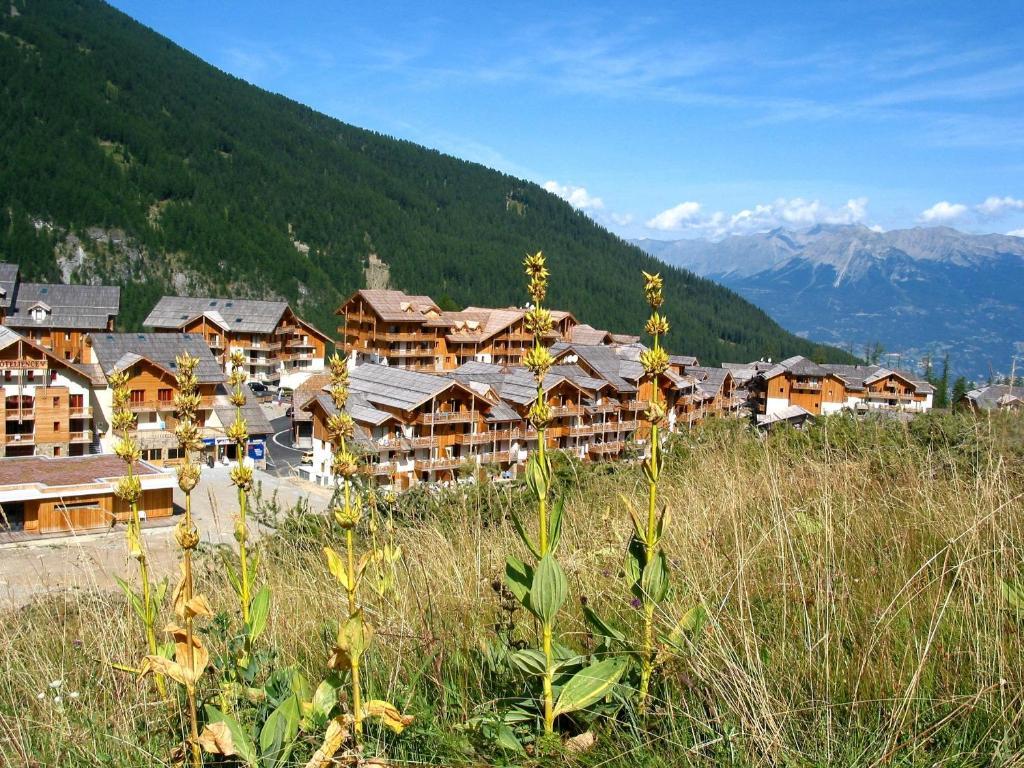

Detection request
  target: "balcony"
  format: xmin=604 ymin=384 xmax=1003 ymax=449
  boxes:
xmin=589 ymin=440 xmax=624 ymax=455
xmin=414 ymin=456 xmax=466 ymax=472
xmin=569 ymin=424 xmax=599 ymax=436
xmin=548 ymin=404 xmax=582 ymax=418
xmin=417 ymin=411 xmax=474 ymax=425
xmin=865 ymin=392 xmax=915 ymax=403
xmin=70 ymin=430 xmax=93 ymax=442
xmin=603 ymin=420 xmax=639 ymax=432
xmin=364 ymin=461 xmax=397 ymax=476
xmin=479 ymin=450 xmax=512 ymax=464
xmin=624 ymin=399 xmax=649 ymax=411
xmin=69 ymin=406 xmax=92 ymax=418
xmin=242 ymin=340 xmax=275 ymax=351
xmin=131 ymin=396 xmax=215 ymax=412
xmin=791 ymin=381 xmax=822 ymax=391
xmin=3 ymin=433 xmax=34 ymax=444
xmin=381 ymin=331 xmax=426 ymax=342
xmin=588 ymin=402 xmax=619 ymax=413
xmin=407 ymin=435 xmax=438 ymax=448
xmin=208 ymin=337 xmax=225 ymax=349
xmin=463 ymin=429 xmax=511 ymax=444
xmin=5 ymin=406 xmax=34 ymax=419
xmin=386 ymin=347 xmax=435 ymax=358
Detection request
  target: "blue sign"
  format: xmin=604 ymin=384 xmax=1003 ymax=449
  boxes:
xmin=202 ymin=438 xmax=217 ymax=446
xmin=247 ymin=441 xmax=266 ymax=460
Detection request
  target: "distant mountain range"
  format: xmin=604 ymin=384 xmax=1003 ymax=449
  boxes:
xmin=634 ymin=225 xmax=1024 ymax=381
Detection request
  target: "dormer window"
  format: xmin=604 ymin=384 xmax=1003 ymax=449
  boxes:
xmin=29 ymin=301 xmax=52 ymax=323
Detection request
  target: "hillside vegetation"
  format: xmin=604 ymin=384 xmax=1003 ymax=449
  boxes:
xmin=0 ymin=0 xmax=854 ymax=365
xmin=2 ymin=411 xmax=1022 ymax=766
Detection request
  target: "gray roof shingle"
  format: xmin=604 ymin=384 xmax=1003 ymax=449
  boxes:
xmin=90 ymin=332 xmax=224 ymax=384
xmin=5 ymin=282 xmax=119 ymax=330
xmin=144 ymin=296 xmax=289 ymax=335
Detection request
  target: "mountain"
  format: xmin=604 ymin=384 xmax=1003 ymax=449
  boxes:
xmin=635 ymin=224 xmax=1024 ymax=379
xmin=0 ymin=0 xmax=854 ymax=367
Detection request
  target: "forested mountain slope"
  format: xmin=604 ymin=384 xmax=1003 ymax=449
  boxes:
xmin=0 ymin=0 xmax=853 ymax=365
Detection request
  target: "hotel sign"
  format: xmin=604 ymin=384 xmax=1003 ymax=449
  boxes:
xmin=0 ymin=360 xmax=46 ymax=370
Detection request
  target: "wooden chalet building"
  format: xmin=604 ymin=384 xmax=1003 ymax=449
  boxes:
xmin=337 ymin=289 xmax=576 ymax=372
xmin=0 ymin=454 xmax=173 ymax=535
xmin=144 ymin=296 xmax=330 ymax=389
xmin=749 ymin=356 xmax=934 ymax=419
xmin=0 ymin=262 xmax=119 ymax=363
xmin=0 ymin=327 xmax=102 ymax=458
xmin=84 ymin=332 xmax=272 ymax=467
xmin=959 ymin=384 xmax=1023 ymax=412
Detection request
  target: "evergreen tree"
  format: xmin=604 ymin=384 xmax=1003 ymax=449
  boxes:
xmin=951 ymin=376 xmax=968 ymax=408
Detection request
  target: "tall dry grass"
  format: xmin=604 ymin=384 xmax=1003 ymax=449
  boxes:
xmin=1 ymin=412 xmax=1022 ymax=766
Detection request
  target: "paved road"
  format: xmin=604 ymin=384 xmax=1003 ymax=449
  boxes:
xmin=264 ymin=414 xmax=308 ymax=478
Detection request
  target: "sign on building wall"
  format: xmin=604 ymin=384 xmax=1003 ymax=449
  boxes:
xmin=0 ymin=360 xmax=48 ymax=370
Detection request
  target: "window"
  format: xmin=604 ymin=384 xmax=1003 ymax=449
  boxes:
xmin=143 ymin=448 xmax=161 ymax=461
xmin=64 ymin=332 xmax=71 ymax=341
xmin=53 ymin=421 xmax=60 ymax=432
xmin=158 ymin=388 xmax=173 ymax=403
xmin=26 ymin=370 xmax=34 ymax=382
xmin=53 ymin=397 xmax=59 ymax=407
xmin=53 ymin=446 xmax=61 ymax=456
xmin=3 ymin=371 xmax=9 ymax=382
xmin=130 ymin=389 xmax=145 ymax=404
xmin=70 ymin=394 xmax=83 ymax=409
xmin=50 ymin=369 xmax=58 ymax=382
xmin=166 ymin=447 xmax=184 ymax=460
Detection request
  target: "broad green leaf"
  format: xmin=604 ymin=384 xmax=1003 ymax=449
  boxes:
xmin=1001 ymin=580 xmax=1024 ymax=613
xmin=323 ymin=547 xmax=350 ymax=590
xmin=624 ymin=534 xmax=645 ymax=594
xmin=509 ymin=648 xmax=548 ymax=676
xmin=289 ymin=669 xmax=311 ymax=703
xmin=312 ymin=678 xmax=338 ymax=718
xmin=247 ymin=585 xmax=271 ymax=641
xmin=525 ymin=453 xmax=548 ymax=500
xmin=548 ymin=497 xmax=565 ymax=553
xmin=508 ymin=510 xmax=540 ymax=560
xmin=493 ymin=722 xmax=525 ymax=754
xmin=259 ymin=694 xmax=300 ymax=768
xmin=641 ymin=550 xmax=669 ymax=604
xmin=221 ymin=553 xmax=242 ymax=598
xmin=530 ymin=554 xmax=567 ymax=623
xmin=552 ymin=656 xmax=628 ymax=718
xmin=504 ymin=556 xmax=533 ymax=610
xmin=203 ymin=705 xmax=257 ymax=767
xmin=249 ymin=549 xmax=261 ymax=579
xmin=582 ymin=605 xmax=626 ymax=644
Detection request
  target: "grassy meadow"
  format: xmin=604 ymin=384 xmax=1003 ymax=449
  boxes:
xmin=1 ymin=411 xmax=1022 ymax=767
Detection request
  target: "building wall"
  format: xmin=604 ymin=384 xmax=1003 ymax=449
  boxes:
xmin=24 ymin=486 xmax=173 ymax=534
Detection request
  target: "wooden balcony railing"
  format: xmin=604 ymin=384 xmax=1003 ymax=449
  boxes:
xmin=407 ymin=435 xmax=438 ymax=448
xmin=69 ymin=430 xmax=93 ymax=442
xmin=69 ymin=406 xmax=92 ymax=418
xmin=414 ymin=456 xmax=466 ymax=472
xmin=548 ymin=404 xmax=582 ymax=417
xmin=588 ymin=402 xmax=619 ymax=413
xmin=417 ymin=411 xmax=474 ymax=425
xmin=3 ymin=433 xmax=34 ymax=444
xmin=364 ymin=462 xmax=397 ymax=476
xmin=463 ymin=429 xmax=511 ymax=444
xmin=589 ymin=440 xmax=625 ymax=454
xmin=479 ymin=450 xmax=512 ymax=464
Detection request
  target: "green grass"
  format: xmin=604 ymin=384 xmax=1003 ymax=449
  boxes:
xmin=1 ymin=411 xmax=1023 ymax=766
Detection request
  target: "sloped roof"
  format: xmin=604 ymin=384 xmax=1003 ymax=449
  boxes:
xmin=89 ymin=333 xmax=224 ymax=384
xmin=447 ymin=361 xmax=586 ymax=406
xmin=144 ymin=296 xmax=290 ymax=335
xmin=349 ymin=362 xmax=476 ymax=411
xmin=213 ymin=397 xmax=273 ymax=437
xmin=569 ymin=323 xmax=612 ymax=345
xmin=0 ymin=326 xmax=100 ymax=384
xmin=0 ymin=454 xmax=164 ymax=489
xmin=5 ymin=282 xmax=119 ymax=330
xmin=761 ymin=355 xmax=829 ymax=380
xmin=964 ymin=384 xmax=1024 ymax=410
xmin=757 ymin=404 xmax=814 ymax=427
xmin=689 ymin=366 xmax=731 ymax=397
xmin=0 ymin=263 xmax=19 ymax=310
xmin=444 ymin=306 xmax=572 ymax=343
xmin=669 ymin=354 xmax=698 ymax=367
xmin=291 ymin=372 xmax=331 ymax=424
xmin=551 ymin=343 xmax=639 ymax=394
xmin=341 ymin=290 xmax=442 ymax=322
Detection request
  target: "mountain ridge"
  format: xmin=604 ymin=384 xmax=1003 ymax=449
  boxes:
xmin=634 ymin=226 xmax=1024 ymax=379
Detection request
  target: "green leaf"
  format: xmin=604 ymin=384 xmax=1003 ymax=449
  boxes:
xmin=259 ymin=694 xmax=300 ymax=768
xmin=311 ymin=679 xmax=338 ymax=718
xmin=509 ymin=648 xmax=548 ymax=676
xmin=247 ymin=585 xmax=271 ymax=641
xmin=641 ymin=550 xmax=669 ymax=604
xmin=1000 ymin=580 xmax=1024 ymax=614
xmin=249 ymin=549 xmax=261 ymax=579
xmin=582 ymin=605 xmax=626 ymax=644
xmin=624 ymin=534 xmax=645 ymax=595
xmin=154 ymin=577 xmax=168 ymax=606
xmin=548 ymin=497 xmax=565 ymax=553
xmin=203 ymin=705 xmax=258 ymax=766
xmin=618 ymin=493 xmax=646 ymax=544
xmin=525 ymin=453 xmax=548 ymax=500
xmin=667 ymin=605 xmax=708 ymax=647
xmin=493 ymin=722 xmax=525 ymax=754
xmin=289 ymin=669 xmax=311 ymax=703
xmin=655 ymin=503 xmax=671 ymax=544
xmin=113 ymin=576 xmax=145 ymax=622
xmin=508 ymin=510 xmax=540 ymax=560
xmin=221 ymin=553 xmax=242 ymax=598
xmin=552 ymin=656 xmax=628 ymax=718
xmin=530 ymin=553 xmax=567 ymax=623
xmin=323 ymin=546 xmax=351 ymax=590
xmin=504 ymin=556 xmax=533 ymax=610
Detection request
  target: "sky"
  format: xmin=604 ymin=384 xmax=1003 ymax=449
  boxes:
xmin=110 ymin=0 xmax=1024 ymax=241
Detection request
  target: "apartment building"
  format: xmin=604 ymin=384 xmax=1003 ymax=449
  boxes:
xmin=0 ymin=262 xmax=119 ymax=362
xmin=0 ymin=326 xmax=101 ymax=458
xmin=144 ymin=296 xmax=330 ymax=389
xmin=749 ymin=356 xmax=934 ymax=418
xmin=959 ymin=384 xmax=1023 ymax=412
xmin=337 ymin=289 xmax=576 ymax=371
xmin=0 ymin=454 xmax=174 ymax=535
xmin=84 ymin=332 xmax=271 ymax=466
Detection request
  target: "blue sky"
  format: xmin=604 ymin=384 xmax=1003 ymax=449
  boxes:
xmin=110 ymin=0 xmax=1024 ymax=241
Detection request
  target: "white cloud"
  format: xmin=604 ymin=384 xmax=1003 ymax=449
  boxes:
xmin=1008 ymin=228 xmax=1024 ymax=237
xmin=610 ymin=212 xmax=635 ymax=226
xmin=919 ymin=201 xmax=969 ymax=223
xmin=645 ymin=197 xmax=869 ymax=238
xmin=543 ymin=180 xmax=604 ymax=211
xmin=645 ymin=201 xmax=702 ymax=230
xmin=977 ymin=195 xmax=1024 ymax=217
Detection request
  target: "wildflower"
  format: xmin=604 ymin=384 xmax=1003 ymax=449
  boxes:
xmin=327 ymin=412 xmax=355 ymax=441
xmin=226 ymin=417 xmax=248 ymax=445
xmin=639 ymin=347 xmax=669 ymax=377
xmin=523 ymin=346 xmax=553 ymax=378
xmin=331 ymin=450 xmax=360 ymax=478
xmin=36 ymin=692 xmax=44 ymax=700
xmin=524 ymin=306 xmax=554 ymax=336
xmin=642 ymin=271 xmax=664 ymax=309
xmin=333 ymin=503 xmax=361 ymax=530
xmin=115 ymin=475 xmax=142 ymax=505
xmin=230 ymin=464 xmax=253 ymax=491
xmin=68 ymin=691 xmax=79 ymax=699
xmin=645 ymin=312 xmax=669 ymax=337
xmin=528 ymin=400 xmax=552 ymax=430
xmin=49 ymin=679 xmax=62 ymax=689
xmin=177 ymin=461 xmax=200 ymax=493
xmin=114 ymin=436 xmax=141 ymax=464
xmin=174 ymin=519 xmax=200 ymax=551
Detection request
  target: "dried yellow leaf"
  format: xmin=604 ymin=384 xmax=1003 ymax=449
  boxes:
xmin=198 ymin=721 xmax=237 ymax=756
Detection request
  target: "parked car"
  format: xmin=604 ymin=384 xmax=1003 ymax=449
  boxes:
xmin=248 ymin=381 xmax=269 ymax=396
xmin=300 ymin=451 xmax=314 ymax=465
xmin=285 ymin=405 xmax=294 ymax=418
